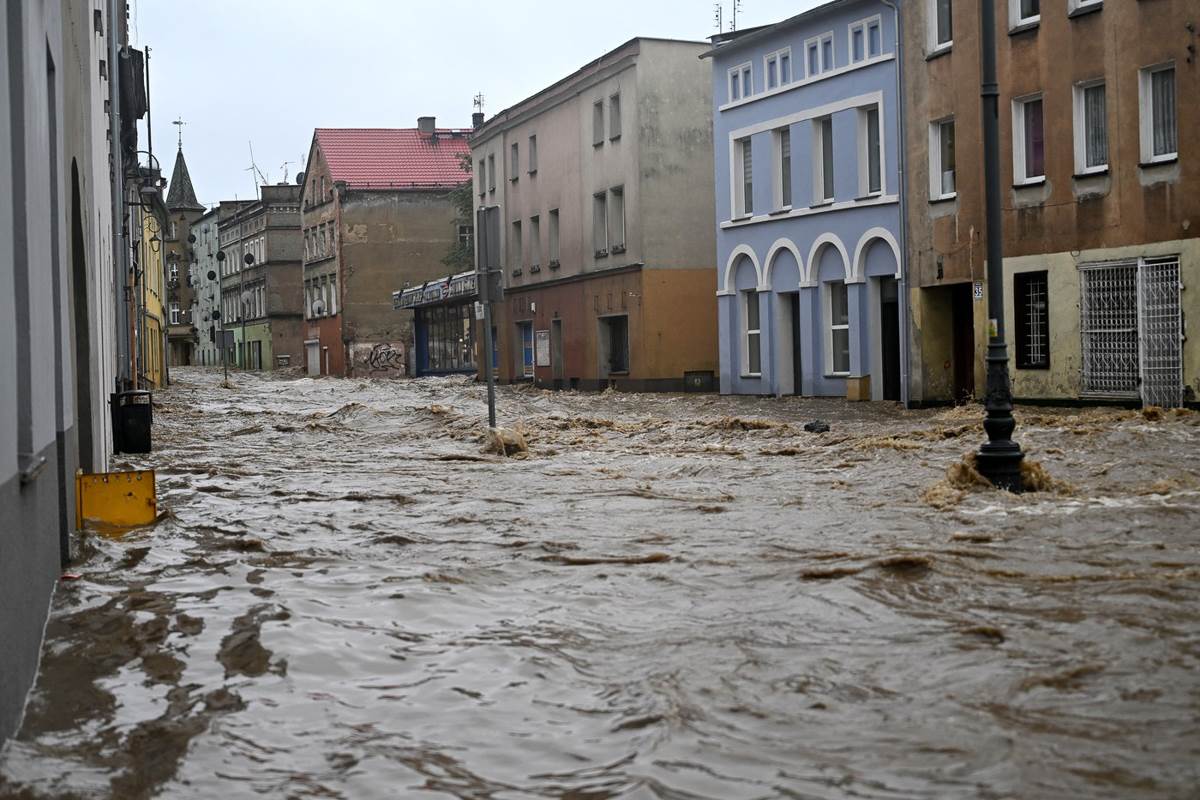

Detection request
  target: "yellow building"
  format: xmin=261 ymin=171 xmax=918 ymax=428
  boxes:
xmin=133 ymin=192 xmax=169 ymax=389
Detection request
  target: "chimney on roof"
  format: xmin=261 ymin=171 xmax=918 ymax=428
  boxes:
xmin=472 ymin=112 xmax=485 ymax=130
xmin=418 ymin=116 xmax=436 ymax=136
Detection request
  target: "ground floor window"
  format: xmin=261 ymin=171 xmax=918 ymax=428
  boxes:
xmin=420 ymin=303 xmax=476 ymax=373
xmin=517 ymin=321 xmax=534 ymax=377
xmin=599 ymin=315 xmax=629 ymax=374
xmin=1014 ymin=270 xmax=1050 ymax=370
xmin=828 ymin=281 xmax=850 ymax=375
xmin=742 ymin=290 xmax=761 ymax=375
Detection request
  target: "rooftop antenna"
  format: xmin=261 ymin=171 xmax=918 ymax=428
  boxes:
xmin=172 ymin=117 xmax=186 ymax=149
xmin=246 ymin=141 xmax=268 ymax=199
xmin=280 ymin=161 xmax=292 ymax=184
xmin=731 ymin=0 xmax=744 ymax=31
xmin=713 ymin=3 xmax=723 ymax=33
xmin=473 ymin=92 xmax=485 ymax=116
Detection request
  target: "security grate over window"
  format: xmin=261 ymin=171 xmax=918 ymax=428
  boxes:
xmin=1080 ymin=261 xmax=1139 ymax=398
xmin=1138 ymin=256 xmax=1184 ymax=409
xmin=1015 ymin=271 xmax=1049 ymax=369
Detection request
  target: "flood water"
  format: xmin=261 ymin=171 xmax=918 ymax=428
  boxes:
xmin=2 ymin=367 xmax=1199 ymax=799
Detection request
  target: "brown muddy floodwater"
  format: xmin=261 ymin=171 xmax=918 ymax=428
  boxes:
xmin=2 ymin=368 xmax=1199 ymax=799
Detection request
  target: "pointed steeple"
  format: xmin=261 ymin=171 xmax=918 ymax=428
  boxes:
xmin=166 ymin=146 xmax=205 ymax=212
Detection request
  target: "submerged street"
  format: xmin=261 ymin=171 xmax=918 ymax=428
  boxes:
xmin=2 ymin=368 xmax=1199 ymax=798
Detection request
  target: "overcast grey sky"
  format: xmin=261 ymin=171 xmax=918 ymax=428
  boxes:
xmin=135 ymin=0 xmax=829 ymax=206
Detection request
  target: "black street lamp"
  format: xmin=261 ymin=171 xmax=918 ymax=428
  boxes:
xmin=976 ymin=0 xmax=1024 ymax=491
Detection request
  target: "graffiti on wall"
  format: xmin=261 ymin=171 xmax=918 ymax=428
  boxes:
xmin=352 ymin=342 xmax=406 ymax=377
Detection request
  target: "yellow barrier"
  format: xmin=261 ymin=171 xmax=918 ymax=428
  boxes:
xmin=75 ymin=470 xmax=158 ymax=529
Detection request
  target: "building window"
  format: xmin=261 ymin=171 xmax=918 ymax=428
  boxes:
xmin=510 ymin=220 xmax=522 ymax=268
xmin=593 ymin=192 xmax=608 ymax=256
xmin=849 ymin=17 xmax=880 ymax=63
xmin=728 ymin=62 xmax=752 ymax=101
xmin=609 ymin=93 xmax=621 ymax=139
xmin=828 ymin=281 xmax=850 ymax=375
xmin=1073 ymin=79 xmax=1108 ymax=173
xmin=813 ymin=116 xmax=834 ymax=203
xmin=528 ymin=135 xmax=538 ymax=173
xmin=478 ymin=160 xmax=486 ymax=197
xmin=458 ymin=224 xmax=473 ymax=248
xmin=1014 ymin=271 xmax=1050 ymax=370
xmin=1013 ymin=94 xmax=1045 ymax=183
xmin=529 ymin=215 xmax=541 ymax=267
xmin=930 ymin=0 xmax=952 ymax=51
xmin=735 ymin=137 xmax=753 ymax=217
xmin=1068 ymin=0 xmax=1102 ymax=12
xmin=601 ymin=315 xmax=629 ymax=374
xmin=805 ymin=33 xmax=834 ymax=76
xmin=487 ymin=154 xmax=496 ymax=192
xmin=929 ymin=117 xmax=956 ymax=199
xmin=774 ymin=127 xmax=792 ymax=209
xmin=593 ymin=101 xmax=605 ymax=146
xmin=765 ymin=48 xmax=791 ymax=89
xmin=609 ymin=187 xmax=625 ymax=252
xmin=742 ymin=290 xmax=761 ymax=375
xmin=859 ymin=104 xmax=882 ymax=196
xmin=510 ymin=142 xmax=519 ymax=180
xmin=1010 ymin=0 xmax=1040 ymax=30
xmin=1139 ymin=63 xmax=1177 ymax=164
xmin=170 ymin=302 xmax=180 ymax=325
xmin=548 ymin=209 xmax=560 ymax=264
xmin=821 ymin=33 xmax=834 ymax=72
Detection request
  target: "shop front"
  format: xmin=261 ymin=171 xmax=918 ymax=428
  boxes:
xmin=394 ymin=271 xmax=479 ymax=377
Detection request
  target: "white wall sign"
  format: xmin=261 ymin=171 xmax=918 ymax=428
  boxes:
xmin=535 ymin=330 xmax=550 ymax=367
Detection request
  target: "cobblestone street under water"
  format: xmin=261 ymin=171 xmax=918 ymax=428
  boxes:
xmin=2 ymin=368 xmax=1199 ymax=799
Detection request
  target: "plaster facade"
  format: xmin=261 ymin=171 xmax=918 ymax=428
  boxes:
xmin=472 ymin=37 xmax=718 ymax=391
xmin=710 ymin=1 xmax=905 ymax=401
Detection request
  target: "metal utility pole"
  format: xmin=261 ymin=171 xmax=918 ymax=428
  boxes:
xmin=976 ymin=0 xmax=1024 ymax=491
xmin=109 ymin=0 xmax=130 ymax=390
xmin=242 ymin=252 xmax=254 ymax=368
xmin=476 ymin=206 xmax=499 ymax=429
xmin=216 ymin=250 xmax=228 ymax=381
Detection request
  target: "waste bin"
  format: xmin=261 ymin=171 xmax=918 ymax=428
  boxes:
xmin=110 ymin=390 xmax=153 ymax=454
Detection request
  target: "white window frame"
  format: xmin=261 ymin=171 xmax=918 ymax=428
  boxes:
xmin=1068 ymin=0 xmax=1102 ymax=12
xmin=528 ymin=134 xmax=538 ymax=173
xmin=1009 ymin=0 xmax=1040 ymax=31
xmin=728 ymin=62 xmax=752 ymax=101
xmin=773 ymin=126 xmax=792 ymax=210
xmin=608 ymin=186 xmax=625 ymax=251
xmin=812 ymin=116 xmax=835 ymax=205
xmin=804 ymin=32 xmax=834 ymax=77
xmin=764 ymin=47 xmax=791 ymax=90
xmin=849 ymin=15 xmax=881 ymax=64
xmin=742 ymin=289 xmax=762 ymax=377
xmin=929 ymin=116 xmax=957 ymax=200
xmin=1072 ymin=78 xmax=1108 ymax=175
xmin=1012 ymin=92 xmax=1046 ymax=185
xmin=927 ymin=0 xmax=952 ymax=53
xmin=734 ymin=137 xmax=753 ymax=217
xmin=857 ymin=103 xmax=884 ymax=198
xmin=1139 ymin=62 xmax=1177 ymax=164
xmin=825 ymin=281 xmax=851 ymax=376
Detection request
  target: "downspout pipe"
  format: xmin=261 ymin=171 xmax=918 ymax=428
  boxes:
xmin=109 ymin=0 xmax=129 ymax=388
xmin=881 ymin=0 xmax=912 ymax=408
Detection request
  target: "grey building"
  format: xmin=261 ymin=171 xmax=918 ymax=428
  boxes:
xmin=190 ymin=207 xmax=222 ymax=366
xmin=217 ymin=185 xmax=305 ymax=370
xmin=2 ymin=0 xmax=121 ymax=742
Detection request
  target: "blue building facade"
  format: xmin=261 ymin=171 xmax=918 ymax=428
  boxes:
xmin=708 ymin=0 xmax=905 ymax=401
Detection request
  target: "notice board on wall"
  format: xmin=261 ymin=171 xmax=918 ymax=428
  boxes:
xmin=535 ymin=330 xmax=550 ymax=367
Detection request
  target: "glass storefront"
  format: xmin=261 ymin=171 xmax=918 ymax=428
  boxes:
xmin=418 ymin=303 xmax=476 ymax=374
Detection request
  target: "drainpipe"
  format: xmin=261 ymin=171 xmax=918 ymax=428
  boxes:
xmin=881 ymin=0 xmax=911 ymax=408
xmin=109 ymin=0 xmax=129 ymax=389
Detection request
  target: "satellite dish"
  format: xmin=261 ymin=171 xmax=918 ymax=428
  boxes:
xmin=311 ymin=298 xmax=326 ymax=316
xmin=296 ymin=171 xmax=305 ymax=186
xmin=212 ymin=309 xmax=221 ymax=320
xmin=207 ymin=269 xmax=217 ymax=281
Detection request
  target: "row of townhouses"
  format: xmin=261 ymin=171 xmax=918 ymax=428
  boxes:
xmin=2 ymin=0 xmax=161 ymax=741
xmin=456 ymin=0 xmax=1195 ymax=408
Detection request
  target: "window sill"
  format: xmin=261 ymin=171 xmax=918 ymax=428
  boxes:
xmin=548 ymin=260 xmax=561 ymax=270
xmin=528 ymin=169 xmax=537 ymax=176
xmin=1139 ymin=156 xmax=1178 ymax=169
xmin=926 ymin=43 xmax=952 ymax=61
xmin=593 ymin=141 xmax=604 ymax=149
xmin=608 ymin=371 xmax=630 ymax=377
xmin=511 ymin=269 xmax=523 ymax=278
xmin=929 ymin=192 xmax=957 ymax=204
xmin=810 ymin=200 xmax=835 ymax=209
xmin=769 ymin=206 xmax=792 ymax=216
xmin=740 ymin=373 xmax=762 ymax=379
xmin=1073 ymin=167 xmax=1109 ymax=179
xmin=529 ymin=264 xmax=541 ymax=274
xmin=609 ymin=135 xmax=621 ymax=143
xmin=611 ymin=244 xmax=627 ymax=255
xmin=1008 ymin=19 xmax=1040 ymax=36
xmin=594 ymin=250 xmax=609 ymax=258
xmin=824 ymin=373 xmax=850 ymax=379
xmin=510 ymin=177 xmax=518 ymax=184
xmin=1015 ymin=364 xmax=1051 ymax=371
xmin=1068 ymin=2 xmax=1102 ymax=19
xmin=1013 ymin=177 xmax=1046 ymax=189
xmin=855 ymin=192 xmax=883 ymax=202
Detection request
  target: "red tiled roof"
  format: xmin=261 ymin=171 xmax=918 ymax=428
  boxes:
xmin=313 ymin=128 xmax=471 ymax=190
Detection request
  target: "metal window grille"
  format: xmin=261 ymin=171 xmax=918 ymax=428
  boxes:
xmin=1017 ymin=272 xmax=1048 ymax=369
xmin=1080 ymin=261 xmax=1139 ymax=398
xmin=1138 ymin=256 xmax=1184 ymax=408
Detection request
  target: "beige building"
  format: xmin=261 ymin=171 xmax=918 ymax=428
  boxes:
xmin=902 ymin=0 xmax=1197 ymax=407
xmin=472 ymin=37 xmax=718 ymax=391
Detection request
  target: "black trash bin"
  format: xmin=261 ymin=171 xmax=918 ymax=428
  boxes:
xmin=110 ymin=390 xmax=153 ymax=454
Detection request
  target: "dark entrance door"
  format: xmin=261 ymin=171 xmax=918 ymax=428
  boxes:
xmin=789 ymin=293 xmax=802 ymax=395
xmin=551 ymin=318 xmax=564 ymax=388
xmin=951 ymin=283 xmax=975 ymax=403
xmin=879 ymin=277 xmax=901 ymax=401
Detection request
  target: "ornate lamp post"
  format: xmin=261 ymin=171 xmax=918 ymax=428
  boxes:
xmin=215 ymin=250 xmax=227 ymax=382
xmin=242 ymin=252 xmax=255 ymax=369
xmin=976 ymin=0 xmax=1024 ymax=491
